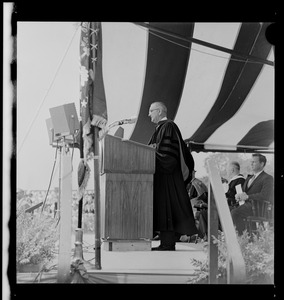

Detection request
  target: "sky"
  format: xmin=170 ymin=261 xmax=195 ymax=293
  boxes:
xmin=14 ymin=21 xmax=274 ymax=191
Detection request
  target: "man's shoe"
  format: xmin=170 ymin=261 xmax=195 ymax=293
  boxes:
xmin=151 ymin=245 xmax=175 ymax=251
xmin=179 ymin=234 xmax=199 ymax=243
xmin=151 ymin=234 xmax=160 ymax=241
xmin=179 ymin=235 xmax=190 ymax=242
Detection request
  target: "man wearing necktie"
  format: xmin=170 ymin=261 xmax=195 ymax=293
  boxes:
xmin=148 ymin=102 xmax=198 ymax=250
xmin=231 ymin=153 xmax=274 ymax=235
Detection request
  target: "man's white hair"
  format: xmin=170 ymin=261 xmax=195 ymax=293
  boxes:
xmin=152 ymin=101 xmax=167 ymax=114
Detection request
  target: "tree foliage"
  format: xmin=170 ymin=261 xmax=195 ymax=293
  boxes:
xmin=189 ymin=225 xmax=274 ymax=284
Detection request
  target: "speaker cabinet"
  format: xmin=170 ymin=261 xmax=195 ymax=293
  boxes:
xmin=49 ymin=103 xmax=79 ymax=138
xmin=45 ymin=118 xmax=57 ymax=145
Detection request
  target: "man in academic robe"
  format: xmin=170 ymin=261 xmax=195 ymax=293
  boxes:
xmin=187 ymin=170 xmax=208 ymax=208
xmin=148 ymin=102 xmax=198 ymax=251
xmin=178 ymin=170 xmax=208 ymax=241
xmin=231 ymin=154 xmax=274 ymax=235
xmin=225 ymin=161 xmax=245 ymax=210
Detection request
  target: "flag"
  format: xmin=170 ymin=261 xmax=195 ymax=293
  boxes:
xmin=79 ymin=22 xmax=107 ymax=161
xmin=77 ymin=158 xmax=91 ymax=200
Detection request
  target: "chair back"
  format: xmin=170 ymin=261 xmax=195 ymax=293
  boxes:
xmin=251 ymin=199 xmax=271 ymax=219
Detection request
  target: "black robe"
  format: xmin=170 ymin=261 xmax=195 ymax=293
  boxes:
xmin=225 ymin=175 xmax=245 ymax=207
xmin=148 ymin=119 xmax=198 ymax=236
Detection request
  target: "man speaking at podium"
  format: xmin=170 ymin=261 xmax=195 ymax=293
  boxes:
xmin=148 ymin=102 xmax=198 ymax=250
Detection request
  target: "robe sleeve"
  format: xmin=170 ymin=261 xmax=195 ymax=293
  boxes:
xmin=155 ymin=122 xmax=180 ymax=174
xmin=225 ymin=178 xmax=245 ymax=199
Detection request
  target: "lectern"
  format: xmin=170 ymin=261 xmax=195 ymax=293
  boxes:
xmin=100 ymin=135 xmax=155 ymax=251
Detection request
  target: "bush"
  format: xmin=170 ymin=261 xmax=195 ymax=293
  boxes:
xmin=17 ymin=207 xmax=59 ymax=269
xmin=238 ymin=227 xmax=274 ymax=284
xmin=190 ymin=225 xmax=274 ymax=284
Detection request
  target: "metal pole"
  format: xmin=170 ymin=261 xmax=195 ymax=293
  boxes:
xmin=73 ymin=200 xmax=84 ymax=261
xmin=78 ymin=199 xmax=83 ymax=228
xmin=73 ymin=120 xmax=84 ymax=261
xmin=93 ymin=126 xmax=101 ymax=269
xmin=78 ymin=120 xmax=84 ymax=229
xmin=58 ymin=145 xmax=62 ymax=220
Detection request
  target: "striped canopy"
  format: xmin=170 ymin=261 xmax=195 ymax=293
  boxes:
xmin=127 ymin=22 xmax=274 ymax=153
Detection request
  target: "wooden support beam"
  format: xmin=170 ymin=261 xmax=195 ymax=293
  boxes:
xmin=207 ymin=158 xmax=246 ymax=284
xmin=208 ymin=184 xmax=219 ymax=284
xmin=57 ymin=141 xmax=72 ymax=283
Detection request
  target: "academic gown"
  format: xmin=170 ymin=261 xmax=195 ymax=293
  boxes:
xmin=225 ymin=175 xmax=245 ymax=207
xmin=148 ymin=119 xmax=198 ymax=236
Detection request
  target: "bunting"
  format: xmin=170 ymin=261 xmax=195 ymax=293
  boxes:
xmin=79 ymin=22 xmax=107 ymax=161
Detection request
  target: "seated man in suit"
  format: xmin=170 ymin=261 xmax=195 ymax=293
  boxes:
xmin=231 ymin=153 xmax=274 ymax=235
xmin=225 ymin=161 xmax=245 ymax=210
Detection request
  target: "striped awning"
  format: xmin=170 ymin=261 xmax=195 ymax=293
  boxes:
xmin=128 ymin=22 xmax=274 ymax=153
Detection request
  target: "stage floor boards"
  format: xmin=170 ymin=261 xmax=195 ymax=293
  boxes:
xmin=17 ymin=241 xmax=207 ymax=284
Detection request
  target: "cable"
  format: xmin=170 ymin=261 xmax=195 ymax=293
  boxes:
xmin=17 ymin=24 xmax=80 ymax=155
xmin=41 ymin=142 xmax=59 ymax=214
xmin=70 ymin=114 xmax=77 ymax=172
xmin=71 ymin=134 xmax=75 ymax=172
xmin=55 ymin=215 xmax=61 ymax=228
xmin=135 ymin=23 xmax=273 ymax=66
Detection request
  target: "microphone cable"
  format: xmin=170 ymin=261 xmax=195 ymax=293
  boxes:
xmin=40 ymin=140 xmax=59 ymax=214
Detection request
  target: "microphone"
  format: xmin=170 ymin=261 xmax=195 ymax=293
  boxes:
xmin=117 ymin=116 xmax=137 ymax=125
xmin=99 ymin=116 xmax=137 ymax=140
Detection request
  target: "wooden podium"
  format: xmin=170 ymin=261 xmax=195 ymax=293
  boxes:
xmin=100 ymin=135 xmax=155 ymax=251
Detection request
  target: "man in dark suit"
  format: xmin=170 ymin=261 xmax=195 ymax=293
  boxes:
xmin=231 ymin=153 xmax=274 ymax=235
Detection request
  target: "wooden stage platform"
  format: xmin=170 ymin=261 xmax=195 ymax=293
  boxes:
xmin=17 ymin=241 xmax=207 ymax=284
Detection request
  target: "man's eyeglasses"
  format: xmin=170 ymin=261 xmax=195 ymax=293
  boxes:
xmin=149 ymin=108 xmax=159 ymax=113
